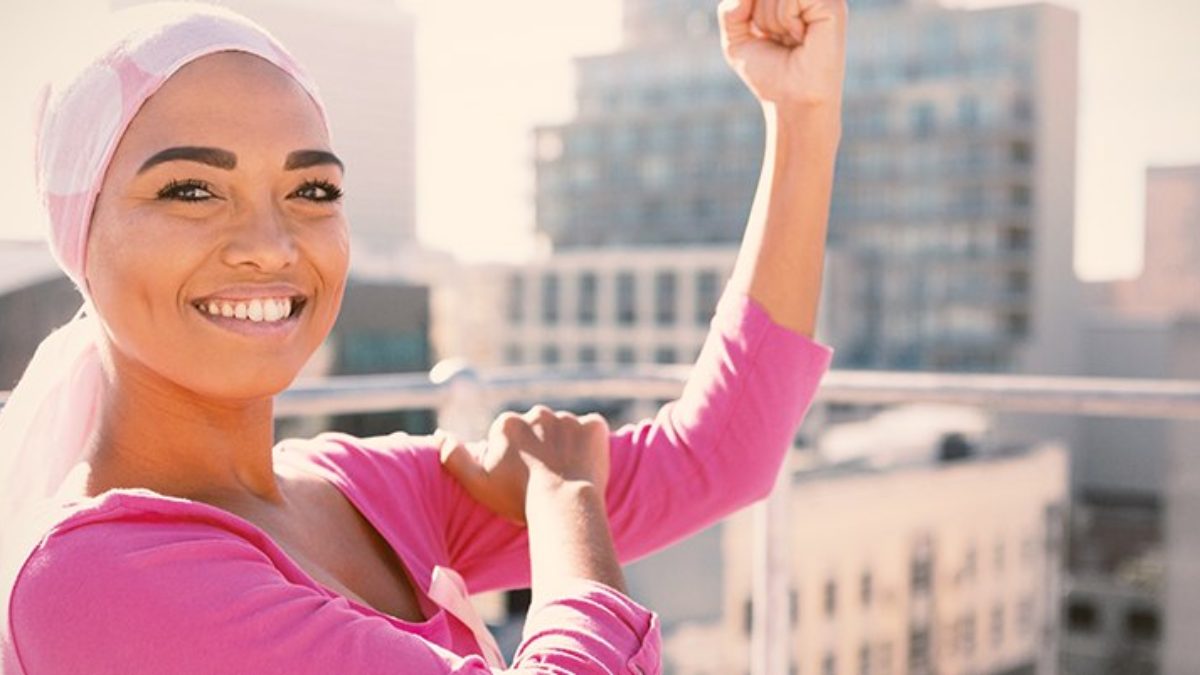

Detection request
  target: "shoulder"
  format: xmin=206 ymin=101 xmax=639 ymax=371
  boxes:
xmin=277 ymin=431 xmax=447 ymax=505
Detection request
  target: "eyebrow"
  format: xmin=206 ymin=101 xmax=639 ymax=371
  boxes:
xmin=285 ymin=149 xmax=344 ymax=172
xmin=136 ymin=146 xmax=344 ymax=174
xmin=138 ymin=146 xmax=237 ymax=173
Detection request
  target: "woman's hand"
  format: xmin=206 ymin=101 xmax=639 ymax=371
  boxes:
xmin=719 ymin=0 xmax=847 ymax=109
xmin=439 ymin=406 xmax=611 ymax=525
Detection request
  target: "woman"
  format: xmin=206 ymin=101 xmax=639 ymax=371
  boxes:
xmin=0 ymin=0 xmax=844 ymax=672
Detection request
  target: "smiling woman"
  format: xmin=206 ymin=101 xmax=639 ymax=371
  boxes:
xmin=0 ymin=1 xmax=843 ymax=673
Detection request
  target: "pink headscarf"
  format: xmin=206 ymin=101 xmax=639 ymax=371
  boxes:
xmin=0 ymin=1 xmax=328 ymax=584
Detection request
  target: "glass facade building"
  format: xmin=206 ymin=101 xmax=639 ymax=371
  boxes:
xmin=533 ymin=0 xmax=1079 ymax=374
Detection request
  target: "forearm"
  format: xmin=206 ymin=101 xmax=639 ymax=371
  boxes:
xmin=728 ymin=102 xmax=842 ymax=337
xmin=525 ymin=474 xmax=626 ymax=610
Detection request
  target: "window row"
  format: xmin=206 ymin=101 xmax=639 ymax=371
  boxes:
xmin=506 ymin=268 xmax=725 ymax=328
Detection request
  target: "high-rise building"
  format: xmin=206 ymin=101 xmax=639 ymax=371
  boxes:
xmin=111 ymin=0 xmax=418 ymax=263
xmin=534 ymin=0 xmax=1080 ymax=376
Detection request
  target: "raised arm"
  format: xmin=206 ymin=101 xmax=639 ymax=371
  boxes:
xmin=723 ymin=0 xmax=845 ymax=336
xmin=438 ymin=0 xmax=846 ymax=591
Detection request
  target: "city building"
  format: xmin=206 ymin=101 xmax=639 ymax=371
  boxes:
xmin=435 ymin=245 xmax=738 ymax=372
xmin=707 ymin=442 xmax=1069 ymax=675
xmin=1108 ymin=165 xmax=1200 ymax=320
xmin=1064 ymin=164 xmax=1200 ymax=675
xmin=534 ymin=0 xmax=1081 ymax=378
xmin=112 ymin=0 xmax=418 ymax=264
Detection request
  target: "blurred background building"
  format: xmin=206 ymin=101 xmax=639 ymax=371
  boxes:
xmin=716 ymin=439 xmax=1068 ymax=675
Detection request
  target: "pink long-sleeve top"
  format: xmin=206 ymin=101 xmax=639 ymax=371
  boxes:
xmin=2 ymin=293 xmax=832 ymax=674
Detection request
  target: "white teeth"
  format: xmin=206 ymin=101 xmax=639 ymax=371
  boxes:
xmin=201 ymin=297 xmax=297 ymax=323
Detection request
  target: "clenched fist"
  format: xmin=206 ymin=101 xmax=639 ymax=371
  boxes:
xmin=439 ymin=406 xmax=611 ymax=525
xmin=719 ymin=0 xmax=847 ymax=108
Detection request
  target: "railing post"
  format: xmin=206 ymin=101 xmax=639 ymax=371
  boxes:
xmin=430 ymin=358 xmax=492 ymax=440
xmin=751 ymin=463 xmax=792 ymax=675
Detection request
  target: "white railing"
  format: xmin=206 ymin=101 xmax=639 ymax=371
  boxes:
xmin=3 ymin=367 xmax=1198 ymax=674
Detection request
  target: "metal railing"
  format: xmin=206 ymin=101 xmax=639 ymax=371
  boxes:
xmin=3 ymin=366 xmax=1198 ymax=674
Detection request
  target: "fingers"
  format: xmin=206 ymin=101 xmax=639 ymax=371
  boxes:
xmin=718 ymin=0 xmax=757 ymax=48
xmin=754 ymin=0 xmax=786 ymax=42
xmin=780 ymin=0 xmax=807 ymax=45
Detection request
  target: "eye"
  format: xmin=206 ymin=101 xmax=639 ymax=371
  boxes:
xmin=291 ymin=179 xmax=344 ymax=203
xmin=157 ymin=179 xmax=216 ymax=202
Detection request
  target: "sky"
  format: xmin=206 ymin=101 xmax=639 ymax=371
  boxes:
xmin=2 ymin=0 xmax=1198 ymax=281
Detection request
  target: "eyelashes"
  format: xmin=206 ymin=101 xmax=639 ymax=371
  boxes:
xmin=157 ymin=179 xmax=214 ymax=202
xmin=292 ymin=179 xmax=344 ymax=203
xmin=154 ymin=179 xmax=344 ymax=203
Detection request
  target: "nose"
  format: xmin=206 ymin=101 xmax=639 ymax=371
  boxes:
xmin=220 ymin=203 xmax=299 ymax=273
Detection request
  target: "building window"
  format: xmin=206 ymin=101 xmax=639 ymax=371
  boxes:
xmin=577 ymin=271 xmax=598 ymax=325
xmin=742 ymin=597 xmax=753 ymax=636
xmin=960 ymin=613 xmax=976 ymax=657
xmin=991 ymin=605 xmax=1006 ymax=648
xmin=1010 ymin=184 xmax=1031 ymax=208
xmin=1010 ymin=140 xmax=1032 ymax=164
xmin=911 ymin=102 xmax=936 ymax=138
xmin=540 ymin=345 xmax=560 ymax=366
xmin=1125 ymin=607 xmax=1160 ymax=641
xmin=1018 ymin=596 xmax=1035 ymax=636
xmin=908 ymin=627 xmax=931 ymax=672
xmin=578 ymin=345 xmax=598 ymax=367
xmin=859 ymin=643 xmax=871 ymax=675
xmin=507 ymin=274 xmax=525 ymax=324
xmin=1006 ymin=312 xmax=1029 ymax=338
xmin=696 ymin=269 xmax=721 ymax=326
xmin=789 ymin=589 xmax=800 ymax=626
xmin=504 ymin=344 xmax=523 ymax=365
xmin=654 ymin=270 xmax=677 ymax=326
xmin=615 ymin=345 xmax=636 ymax=365
xmin=654 ymin=346 xmax=677 ymax=364
xmin=541 ymin=273 xmax=559 ymax=325
xmin=616 ymin=271 xmax=637 ymax=325
xmin=824 ymin=579 xmax=837 ymax=618
xmin=911 ymin=551 xmax=933 ymax=595
xmin=861 ymin=572 xmax=873 ymax=608
xmin=823 ymin=653 xmax=837 ymax=675
xmin=958 ymin=95 xmax=979 ymax=128
xmin=1066 ymin=598 xmax=1098 ymax=633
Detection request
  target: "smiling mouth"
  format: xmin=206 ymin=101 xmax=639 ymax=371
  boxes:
xmin=191 ymin=296 xmax=307 ymax=323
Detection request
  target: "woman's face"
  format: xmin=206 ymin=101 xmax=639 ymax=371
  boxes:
xmin=86 ymin=52 xmax=349 ymax=400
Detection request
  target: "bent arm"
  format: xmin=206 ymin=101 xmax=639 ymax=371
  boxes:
xmin=8 ymin=521 xmax=658 ymax=674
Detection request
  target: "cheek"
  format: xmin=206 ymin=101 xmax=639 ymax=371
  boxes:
xmin=85 ymin=208 xmax=208 ymax=348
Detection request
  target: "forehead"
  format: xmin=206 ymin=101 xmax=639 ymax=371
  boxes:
xmin=114 ymin=51 xmax=329 ymax=163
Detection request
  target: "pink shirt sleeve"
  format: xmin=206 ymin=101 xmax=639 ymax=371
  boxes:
xmin=439 ymin=292 xmax=833 ymax=592
xmin=7 ymin=505 xmax=659 ymax=674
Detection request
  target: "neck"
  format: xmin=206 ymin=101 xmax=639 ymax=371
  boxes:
xmin=85 ymin=350 xmax=284 ymax=507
